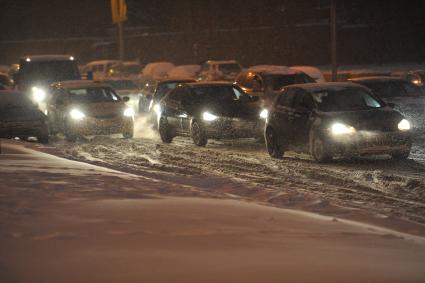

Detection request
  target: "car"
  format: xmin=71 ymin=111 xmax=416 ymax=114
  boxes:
xmin=157 ymin=82 xmax=264 ymax=146
xmin=235 ymin=65 xmax=315 ymax=106
xmin=46 ymin=80 xmax=134 ymax=141
xmin=0 ymin=90 xmax=49 ymax=143
xmin=167 ymin=65 xmax=201 ymax=79
xmin=81 ymin=60 xmax=120 ymax=80
xmin=198 ymin=60 xmax=242 ymax=82
xmin=392 ymin=70 xmax=425 ymax=87
xmin=146 ymin=78 xmax=197 ymax=127
xmin=139 ymin=62 xmax=175 ymax=82
xmin=13 ymin=55 xmax=81 ymax=112
xmin=100 ymin=78 xmax=142 ymax=113
xmin=350 ymin=77 xmax=425 ymax=132
xmin=264 ymin=82 xmax=412 ymax=162
xmin=108 ymin=61 xmax=142 ymax=80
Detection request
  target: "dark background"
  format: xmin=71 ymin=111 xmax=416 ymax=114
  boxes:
xmin=1 ymin=0 xmax=424 ymax=66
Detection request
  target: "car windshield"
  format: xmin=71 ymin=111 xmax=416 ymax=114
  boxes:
xmin=155 ymin=81 xmax=193 ymax=101
xmin=20 ymin=60 xmax=80 ymax=82
xmin=218 ymin=64 xmax=241 ymax=74
xmin=360 ymin=81 xmax=425 ymax=98
xmin=312 ymin=87 xmax=383 ymax=112
xmin=0 ymin=94 xmax=34 ymax=109
xmin=68 ymin=87 xmax=120 ymax=103
xmin=105 ymin=80 xmax=138 ymax=90
xmin=264 ymin=74 xmax=315 ymax=91
xmin=192 ymin=86 xmax=241 ymax=103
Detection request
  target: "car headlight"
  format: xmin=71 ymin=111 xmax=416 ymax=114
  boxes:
xmin=398 ymin=119 xmax=411 ymax=131
xmin=32 ymin=86 xmax=46 ymax=103
xmin=153 ymin=104 xmax=161 ymax=114
xmin=259 ymin=109 xmax=268 ymax=119
xmin=331 ymin=122 xmax=356 ymax=135
xmin=124 ymin=108 xmax=135 ymax=117
xmin=70 ymin=109 xmax=86 ymax=120
xmin=203 ymin=111 xmax=218 ymax=121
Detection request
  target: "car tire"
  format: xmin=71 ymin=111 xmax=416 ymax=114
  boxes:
xmin=38 ymin=134 xmax=49 ymax=144
xmin=265 ymin=127 xmax=284 ymax=159
xmin=159 ymin=117 xmax=173 ymax=143
xmin=122 ymin=129 xmax=134 ymax=139
xmin=391 ymin=151 xmax=410 ymax=160
xmin=311 ymin=136 xmax=332 ymax=163
xmin=191 ymin=120 xmax=207 ymax=146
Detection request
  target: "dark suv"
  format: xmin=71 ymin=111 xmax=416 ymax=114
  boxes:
xmin=264 ymin=83 xmax=412 ymax=162
xmin=157 ymin=82 xmax=264 ymax=146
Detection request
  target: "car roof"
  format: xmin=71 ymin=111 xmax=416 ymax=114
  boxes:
xmin=205 ymin=60 xmax=239 ymax=65
xmin=52 ymin=80 xmax=111 ymax=89
xmin=246 ymin=65 xmax=300 ymax=75
xmin=157 ymin=78 xmax=196 ymax=84
xmin=285 ymin=82 xmax=367 ymax=92
xmin=185 ymin=81 xmax=235 ymax=88
xmin=20 ymin=55 xmax=75 ymax=62
xmin=349 ymin=76 xmax=409 ymax=83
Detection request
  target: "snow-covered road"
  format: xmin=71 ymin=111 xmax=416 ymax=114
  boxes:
xmin=47 ymin=132 xmax=425 ymax=230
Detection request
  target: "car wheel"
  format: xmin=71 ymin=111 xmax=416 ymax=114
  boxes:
xmin=265 ymin=127 xmax=284 ymax=159
xmin=311 ymin=136 xmax=332 ymax=163
xmin=122 ymin=129 xmax=134 ymax=139
xmin=191 ymin=120 xmax=207 ymax=146
xmin=37 ymin=134 xmax=49 ymax=144
xmin=159 ymin=117 xmax=173 ymax=143
xmin=391 ymin=151 xmax=410 ymax=160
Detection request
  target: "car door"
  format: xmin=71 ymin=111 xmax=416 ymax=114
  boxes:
xmin=270 ymin=88 xmax=296 ymax=143
xmin=289 ymin=89 xmax=315 ymax=147
xmin=161 ymin=87 xmax=185 ymax=131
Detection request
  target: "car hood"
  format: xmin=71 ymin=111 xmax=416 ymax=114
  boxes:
xmin=317 ymin=108 xmax=404 ymax=132
xmin=0 ymin=107 xmax=45 ymax=122
xmin=70 ymin=102 xmax=127 ymax=118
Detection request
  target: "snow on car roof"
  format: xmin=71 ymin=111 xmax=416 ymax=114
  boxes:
xmin=206 ymin=60 xmax=239 ymax=65
xmin=85 ymin=60 xmax=120 ymax=65
xmin=247 ymin=65 xmax=298 ymax=75
xmin=349 ymin=76 xmax=408 ymax=82
xmin=21 ymin=55 xmax=75 ymax=62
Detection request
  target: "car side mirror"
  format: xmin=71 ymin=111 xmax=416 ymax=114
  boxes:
xmin=123 ymin=96 xmax=130 ymax=102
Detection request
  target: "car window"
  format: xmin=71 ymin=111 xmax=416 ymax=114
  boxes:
xmin=68 ymin=87 xmax=120 ymax=103
xmin=292 ymin=90 xmax=315 ymax=110
xmin=264 ymin=74 xmax=314 ymax=91
xmin=105 ymin=80 xmax=138 ymax=90
xmin=167 ymin=87 xmax=186 ymax=102
xmin=276 ymin=88 xmax=296 ymax=107
xmin=312 ymin=87 xmax=383 ymax=112
xmin=192 ymin=86 xmax=239 ymax=103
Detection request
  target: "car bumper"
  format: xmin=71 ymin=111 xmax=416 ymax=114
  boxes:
xmin=68 ymin=116 xmax=133 ymax=136
xmin=327 ymin=131 xmax=411 ymax=156
xmin=203 ymin=118 xmax=265 ymax=139
xmin=0 ymin=120 xmax=48 ymax=138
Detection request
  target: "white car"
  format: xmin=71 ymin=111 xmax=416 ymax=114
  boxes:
xmin=198 ymin=60 xmax=242 ymax=82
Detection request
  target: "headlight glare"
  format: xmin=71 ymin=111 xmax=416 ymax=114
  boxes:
xmin=259 ymin=109 xmax=268 ymax=119
xmin=331 ymin=122 xmax=356 ymax=135
xmin=70 ymin=109 xmax=85 ymax=120
xmin=398 ymin=119 xmax=411 ymax=131
xmin=203 ymin=112 xmax=218 ymax=121
xmin=32 ymin=86 xmax=46 ymax=103
xmin=153 ymin=104 xmax=161 ymax=114
xmin=124 ymin=108 xmax=135 ymax=117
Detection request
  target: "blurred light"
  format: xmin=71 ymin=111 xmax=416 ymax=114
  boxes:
xmin=259 ymin=109 xmax=268 ymax=119
xmin=331 ymin=122 xmax=356 ymax=135
xmin=69 ymin=56 xmax=74 ymax=61
xmin=70 ymin=109 xmax=85 ymax=120
xmin=153 ymin=104 xmax=161 ymax=114
xmin=32 ymin=86 xmax=46 ymax=102
xmin=203 ymin=112 xmax=218 ymax=121
xmin=26 ymin=58 xmax=31 ymax=62
xmin=398 ymin=119 xmax=411 ymax=131
xmin=124 ymin=108 xmax=135 ymax=117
